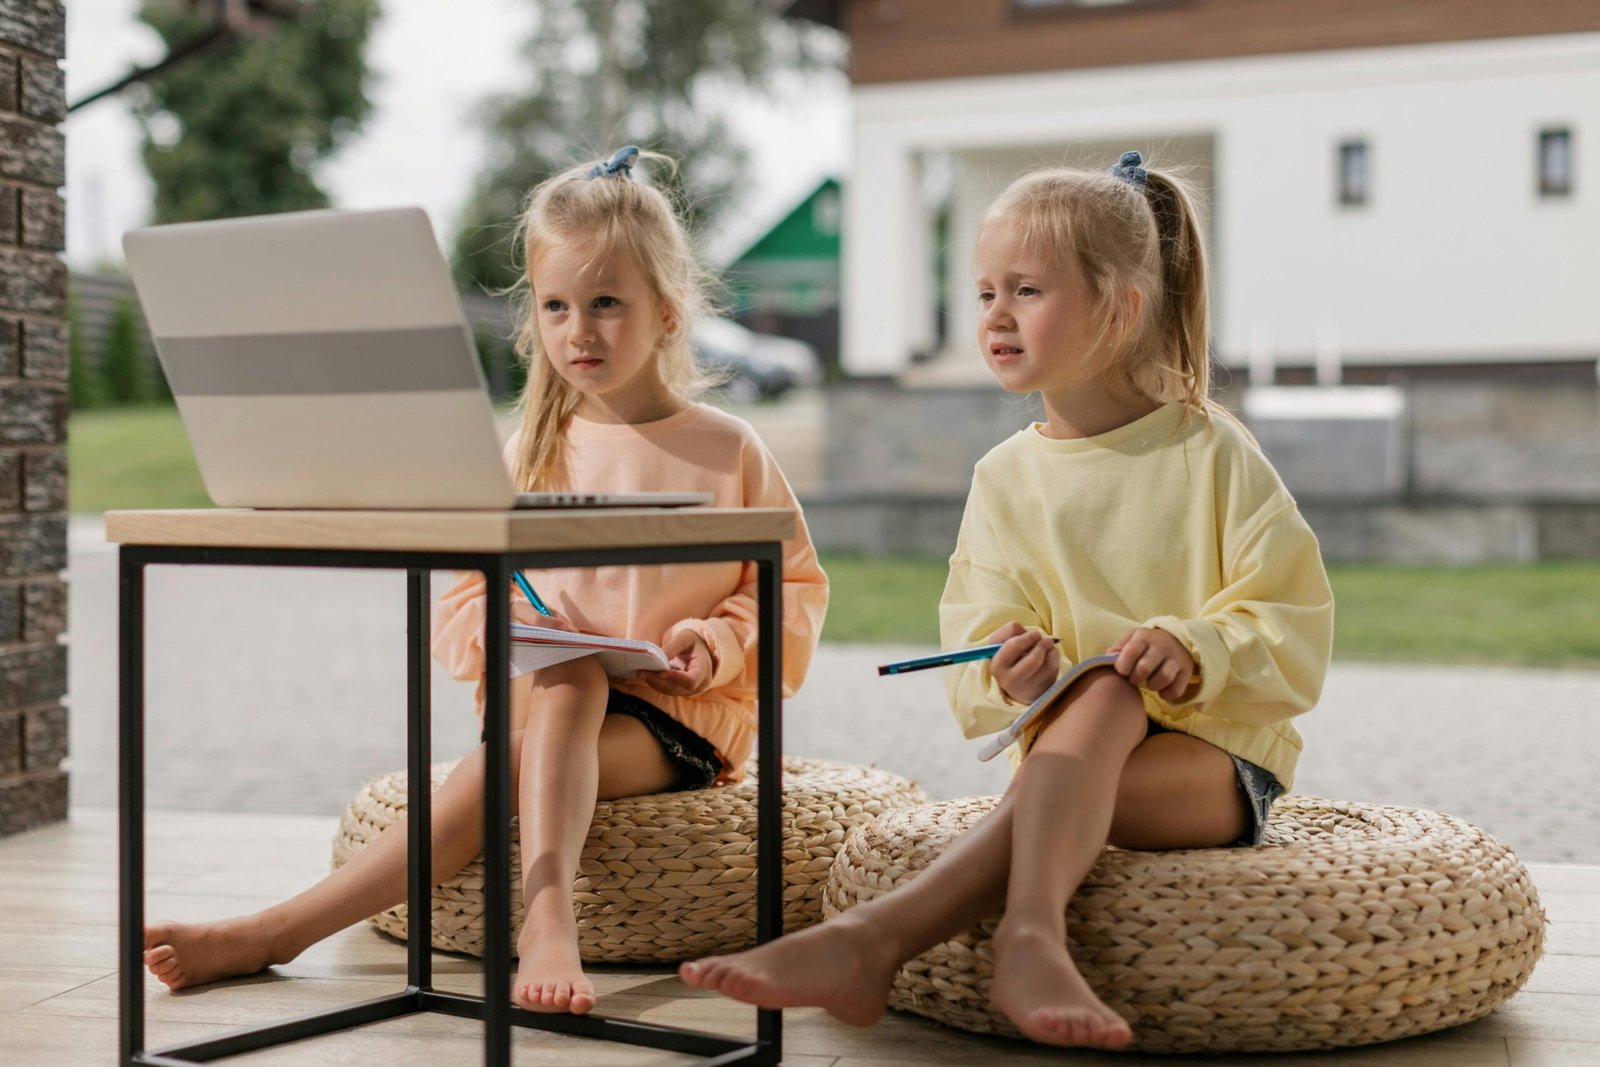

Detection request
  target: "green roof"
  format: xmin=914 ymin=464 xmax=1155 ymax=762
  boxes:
xmin=732 ymin=177 xmax=841 ymax=265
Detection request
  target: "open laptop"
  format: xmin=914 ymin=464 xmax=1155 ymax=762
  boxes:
xmin=122 ymin=207 xmax=710 ymax=510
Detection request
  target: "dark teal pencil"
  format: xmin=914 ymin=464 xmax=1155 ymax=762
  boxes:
xmin=877 ymin=639 xmax=1060 ymax=676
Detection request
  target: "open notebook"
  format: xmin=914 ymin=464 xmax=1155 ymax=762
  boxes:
xmin=509 ymin=624 xmax=670 ymax=678
xmin=975 ymin=654 xmax=1121 ymax=761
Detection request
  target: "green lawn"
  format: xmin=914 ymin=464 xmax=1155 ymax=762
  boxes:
xmin=68 ymin=405 xmax=212 ymax=512
xmin=820 ymin=554 xmax=1600 ymax=667
xmin=68 ymin=406 xmax=1600 ymax=666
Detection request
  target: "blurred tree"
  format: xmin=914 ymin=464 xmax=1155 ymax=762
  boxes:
xmin=451 ymin=0 xmax=840 ymax=294
xmin=67 ymin=294 xmax=106 ymax=410
xmin=475 ymin=328 xmax=526 ymax=403
xmin=102 ymin=296 xmax=151 ymax=405
xmin=132 ymin=0 xmax=379 ymax=222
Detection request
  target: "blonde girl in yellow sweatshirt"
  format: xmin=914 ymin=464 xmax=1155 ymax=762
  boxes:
xmin=141 ymin=149 xmax=828 ymax=1014
xmin=681 ymin=152 xmax=1334 ymax=1048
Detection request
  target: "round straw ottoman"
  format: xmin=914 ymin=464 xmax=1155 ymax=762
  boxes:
xmin=825 ymin=794 xmax=1545 ymax=1053
xmin=332 ymin=756 xmax=925 ymax=963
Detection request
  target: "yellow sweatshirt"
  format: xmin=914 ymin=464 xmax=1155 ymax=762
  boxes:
xmin=940 ymin=402 xmax=1333 ymax=790
xmin=431 ymin=403 xmax=829 ymax=782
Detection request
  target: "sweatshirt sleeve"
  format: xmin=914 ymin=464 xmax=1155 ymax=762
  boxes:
xmin=1143 ymin=501 xmax=1334 ymax=726
xmin=430 ymin=569 xmax=551 ymax=684
xmin=939 ymin=481 xmax=1048 ymax=740
xmin=661 ymin=434 xmax=828 ymax=697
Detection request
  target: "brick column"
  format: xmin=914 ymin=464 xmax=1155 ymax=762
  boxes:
xmin=0 ymin=0 xmax=68 ymax=836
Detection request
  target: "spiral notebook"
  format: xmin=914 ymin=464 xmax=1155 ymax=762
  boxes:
xmin=508 ymin=624 xmax=670 ymax=678
xmin=975 ymin=654 xmax=1120 ymax=761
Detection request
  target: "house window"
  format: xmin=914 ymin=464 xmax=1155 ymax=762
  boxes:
xmin=1539 ymin=128 xmax=1573 ymax=197
xmin=1337 ymin=140 xmax=1370 ymax=207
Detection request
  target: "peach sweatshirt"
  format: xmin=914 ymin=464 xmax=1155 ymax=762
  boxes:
xmin=430 ymin=403 xmax=828 ymax=782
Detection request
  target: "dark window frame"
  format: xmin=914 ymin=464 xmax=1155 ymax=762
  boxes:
xmin=1337 ymin=139 xmax=1370 ymax=208
xmin=1011 ymin=0 xmax=1192 ymax=20
xmin=1538 ymin=127 xmax=1573 ymax=198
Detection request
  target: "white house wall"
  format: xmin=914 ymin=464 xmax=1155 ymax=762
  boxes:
xmin=842 ymin=32 xmax=1600 ymax=377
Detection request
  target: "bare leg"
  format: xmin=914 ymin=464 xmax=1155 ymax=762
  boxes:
xmin=677 ymin=672 xmax=1126 ymax=1022
xmin=143 ymin=741 xmax=500 ymax=991
xmin=682 ymin=672 xmax=1249 ymax=1047
xmin=508 ymin=656 xmax=611 ymax=1013
xmin=680 ymin=774 xmax=1020 ymax=1024
xmin=986 ymin=672 xmax=1146 ymax=1048
xmin=144 ymin=671 xmax=678 ymax=995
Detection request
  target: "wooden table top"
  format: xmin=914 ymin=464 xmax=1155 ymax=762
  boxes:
xmin=104 ymin=507 xmax=796 ymax=553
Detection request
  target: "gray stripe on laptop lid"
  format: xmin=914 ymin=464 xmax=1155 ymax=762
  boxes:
xmin=155 ymin=325 xmax=484 ymax=396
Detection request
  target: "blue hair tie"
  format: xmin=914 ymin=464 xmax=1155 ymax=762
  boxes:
xmin=588 ymin=146 xmax=640 ymax=179
xmin=1110 ymin=150 xmax=1148 ymax=191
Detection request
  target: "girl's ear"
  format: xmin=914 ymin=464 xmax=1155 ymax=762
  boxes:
xmin=1113 ymin=286 xmax=1143 ymax=342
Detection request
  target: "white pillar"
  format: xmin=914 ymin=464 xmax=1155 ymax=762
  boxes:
xmin=842 ymin=133 xmax=920 ymax=376
xmin=945 ymin=151 xmax=998 ymax=367
xmin=904 ymin=152 xmax=935 ymax=361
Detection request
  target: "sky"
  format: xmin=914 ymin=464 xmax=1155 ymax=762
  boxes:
xmin=63 ymin=0 xmax=850 ymax=270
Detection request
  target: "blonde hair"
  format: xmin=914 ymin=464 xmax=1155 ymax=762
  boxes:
xmin=507 ymin=150 xmax=715 ymax=489
xmin=982 ymin=159 xmax=1214 ymax=418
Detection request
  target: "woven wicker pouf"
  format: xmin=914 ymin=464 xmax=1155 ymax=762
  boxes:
xmin=825 ymin=794 xmax=1545 ymax=1053
xmin=332 ymin=755 xmax=924 ymax=963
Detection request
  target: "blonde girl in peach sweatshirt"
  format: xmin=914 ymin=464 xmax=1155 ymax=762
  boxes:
xmin=142 ymin=148 xmax=828 ymax=1015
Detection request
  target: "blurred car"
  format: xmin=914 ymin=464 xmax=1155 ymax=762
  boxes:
xmin=693 ymin=317 xmax=823 ymax=401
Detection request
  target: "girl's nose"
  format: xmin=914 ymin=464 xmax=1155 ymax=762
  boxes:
xmin=983 ymin=299 xmax=1013 ymax=330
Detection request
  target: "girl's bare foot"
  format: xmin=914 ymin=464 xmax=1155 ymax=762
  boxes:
xmin=678 ymin=915 xmax=898 ymax=1026
xmin=512 ymin=913 xmax=595 ymax=1014
xmin=143 ymin=915 xmax=284 ymax=991
xmin=989 ymin=922 xmax=1132 ymax=1048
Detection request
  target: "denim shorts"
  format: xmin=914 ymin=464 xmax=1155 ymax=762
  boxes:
xmin=1146 ymin=720 xmax=1285 ymax=847
xmin=481 ymin=688 xmax=722 ymax=791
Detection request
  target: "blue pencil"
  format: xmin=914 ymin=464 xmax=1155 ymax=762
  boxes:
xmin=877 ymin=639 xmax=1060 ymax=676
xmin=511 ymin=570 xmax=553 ymax=617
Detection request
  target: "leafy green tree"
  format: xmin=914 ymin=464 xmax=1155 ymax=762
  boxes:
xmin=67 ymin=294 xmax=106 ymax=410
xmin=102 ymin=296 xmax=150 ymax=405
xmin=132 ymin=0 xmax=380 ymax=223
xmin=475 ymin=328 xmax=526 ymax=403
xmin=452 ymin=0 xmax=840 ymax=293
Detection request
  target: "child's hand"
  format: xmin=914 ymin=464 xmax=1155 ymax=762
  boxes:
xmin=511 ymin=589 xmax=576 ymax=632
xmin=637 ymin=630 xmax=714 ymax=698
xmin=528 ymin=610 xmax=579 ymax=634
xmin=1109 ymin=627 xmax=1195 ymax=702
xmin=985 ymin=622 xmax=1061 ymax=704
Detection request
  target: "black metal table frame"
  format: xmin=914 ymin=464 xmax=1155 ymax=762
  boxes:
xmin=118 ymin=540 xmax=784 ymax=1066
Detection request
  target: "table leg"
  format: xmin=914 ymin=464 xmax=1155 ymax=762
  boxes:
xmin=481 ymin=559 xmax=512 ymax=1067
xmin=406 ymin=569 xmax=433 ymax=992
xmin=755 ymin=545 xmax=784 ymax=1059
xmin=119 ymin=548 xmax=146 ymax=1066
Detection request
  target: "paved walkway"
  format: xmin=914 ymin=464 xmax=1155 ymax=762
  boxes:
xmin=68 ymin=518 xmax=1600 ymax=863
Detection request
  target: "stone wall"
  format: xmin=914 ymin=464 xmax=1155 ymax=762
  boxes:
xmin=807 ymin=380 xmax=1600 ymax=564
xmin=0 ymin=0 xmax=68 ymax=836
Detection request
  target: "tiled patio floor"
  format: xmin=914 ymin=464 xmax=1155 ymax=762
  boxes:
xmin=2 ymin=808 xmax=1595 ymax=1066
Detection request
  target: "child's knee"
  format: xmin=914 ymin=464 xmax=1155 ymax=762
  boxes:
xmin=1030 ymin=668 xmax=1145 ymax=746
xmin=529 ymin=654 xmax=608 ymax=694
xmin=1077 ymin=668 xmax=1143 ymax=706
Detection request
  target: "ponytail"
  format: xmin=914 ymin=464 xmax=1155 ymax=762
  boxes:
xmin=1142 ymin=170 xmax=1211 ymax=414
